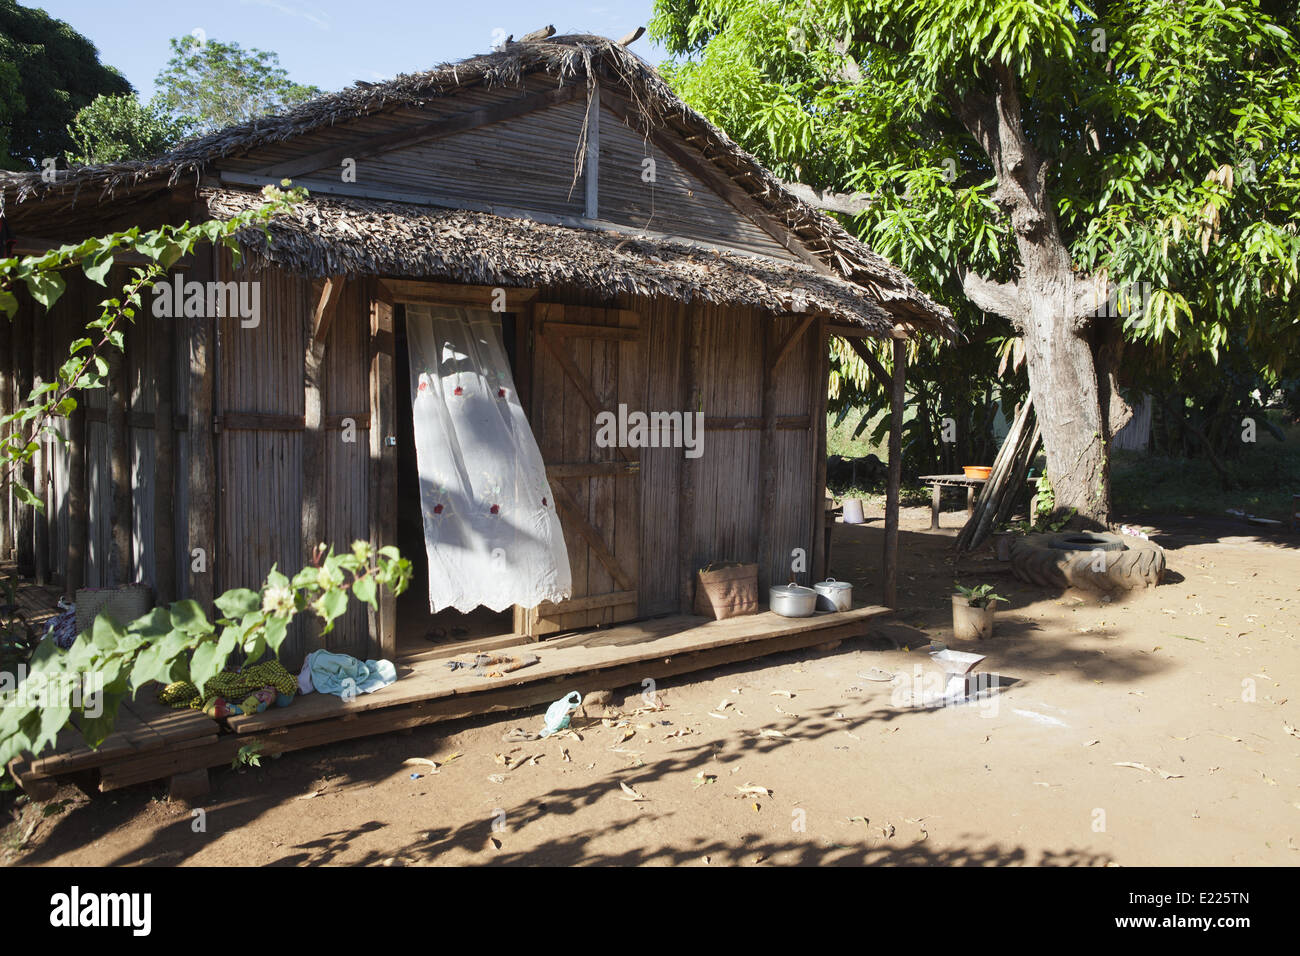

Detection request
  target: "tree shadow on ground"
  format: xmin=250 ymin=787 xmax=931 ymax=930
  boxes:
xmin=16 ymin=637 xmax=1124 ymax=868
xmin=16 ymin=514 xmax=1198 ymax=867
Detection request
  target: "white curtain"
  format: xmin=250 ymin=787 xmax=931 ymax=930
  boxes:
xmin=405 ymin=304 xmax=572 ymax=612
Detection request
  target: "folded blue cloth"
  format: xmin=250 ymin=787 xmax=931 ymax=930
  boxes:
xmin=305 ymin=649 xmax=397 ymax=697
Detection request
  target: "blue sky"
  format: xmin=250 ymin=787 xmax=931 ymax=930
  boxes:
xmin=24 ymin=0 xmax=666 ymax=100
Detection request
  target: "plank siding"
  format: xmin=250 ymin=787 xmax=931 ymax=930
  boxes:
xmin=597 ymin=106 xmax=797 ymax=260
xmin=321 ymin=277 xmax=371 ymax=658
xmin=214 ymin=73 xmax=797 ymax=262
xmin=634 ymin=296 xmax=685 ymax=617
xmin=218 ymin=261 xmax=308 ymax=665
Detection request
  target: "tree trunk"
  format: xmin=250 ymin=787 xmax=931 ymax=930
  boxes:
xmin=952 ymin=64 xmax=1125 ymax=527
xmin=1020 ymin=287 xmax=1111 ymax=524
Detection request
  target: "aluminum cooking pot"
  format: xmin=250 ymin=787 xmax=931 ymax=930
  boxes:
xmin=813 ymin=578 xmax=852 ymax=612
xmin=770 ymin=584 xmax=817 ymax=618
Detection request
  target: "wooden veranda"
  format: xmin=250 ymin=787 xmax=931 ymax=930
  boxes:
xmin=10 ymin=604 xmax=890 ymax=796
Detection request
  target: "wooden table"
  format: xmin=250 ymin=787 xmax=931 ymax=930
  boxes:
xmin=918 ymin=474 xmax=988 ymax=530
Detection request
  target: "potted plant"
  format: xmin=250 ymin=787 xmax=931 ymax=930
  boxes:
xmin=951 ymin=583 xmax=1009 ymax=640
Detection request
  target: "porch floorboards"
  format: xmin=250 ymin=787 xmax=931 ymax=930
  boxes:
xmin=11 ymin=605 xmax=890 ymax=795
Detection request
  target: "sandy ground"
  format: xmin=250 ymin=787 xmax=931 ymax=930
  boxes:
xmin=5 ymin=507 xmax=1299 ymax=867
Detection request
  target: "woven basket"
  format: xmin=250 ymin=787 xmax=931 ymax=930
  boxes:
xmin=75 ymin=584 xmax=153 ymax=637
xmin=693 ymin=563 xmax=758 ymax=620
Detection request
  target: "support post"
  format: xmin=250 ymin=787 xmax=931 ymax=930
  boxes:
xmin=0 ymin=313 xmax=11 ymax=561
xmin=65 ymin=387 xmax=87 ymax=599
xmin=152 ymin=308 xmax=176 ymax=603
xmin=107 ymin=307 xmax=131 ymax=586
xmin=185 ymin=244 xmax=218 ymax=610
xmin=810 ymin=317 xmax=829 ymax=583
xmin=13 ymin=303 xmax=34 ymax=575
xmin=302 ymin=278 xmax=334 ymax=656
xmin=757 ymin=320 xmax=778 ymax=592
xmin=584 ymin=80 xmax=600 ymax=220
xmin=368 ymin=278 xmax=396 ymax=660
xmin=677 ymin=306 xmax=701 ymax=612
xmin=883 ymin=335 xmax=906 ymax=608
xmin=32 ymin=304 xmax=50 ymax=585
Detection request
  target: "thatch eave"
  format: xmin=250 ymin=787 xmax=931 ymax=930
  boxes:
xmin=204 ymin=188 xmax=900 ymax=335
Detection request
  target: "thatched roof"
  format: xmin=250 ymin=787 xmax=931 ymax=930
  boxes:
xmin=205 ymin=187 xmax=896 ymax=330
xmin=0 ymin=34 xmax=953 ymax=336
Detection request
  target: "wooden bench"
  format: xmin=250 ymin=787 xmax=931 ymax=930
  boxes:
xmin=917 ymin=474 xmax=987 ymax=530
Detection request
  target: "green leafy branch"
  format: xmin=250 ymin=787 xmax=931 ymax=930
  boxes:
xmin=0 ymin=182 xmax=306 ymax=505
xmin=0 ymin=541 xmax=411 ymax=770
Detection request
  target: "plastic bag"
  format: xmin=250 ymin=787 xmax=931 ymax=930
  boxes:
xmin=540 ymin=691 xmax=583 ymax=738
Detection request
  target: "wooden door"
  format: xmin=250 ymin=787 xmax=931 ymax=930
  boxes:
xmin=518 ymin=303 xmax=643 ymax=636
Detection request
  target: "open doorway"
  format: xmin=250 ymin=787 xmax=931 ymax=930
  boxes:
xmin=393 ymin=304 xmax=523 ymax=661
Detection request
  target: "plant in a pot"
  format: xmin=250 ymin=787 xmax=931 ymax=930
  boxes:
xmin=951 ymin=583 xmax=1009 ymax=640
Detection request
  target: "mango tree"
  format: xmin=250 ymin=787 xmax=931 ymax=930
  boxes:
xmin=651 ymin=0 xmax=1300 ymax=522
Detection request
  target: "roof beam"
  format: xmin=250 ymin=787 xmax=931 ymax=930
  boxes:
xmin=310 ymin=275 xmax=344 ymax=356
xmin=584 ymin=81 xmax=600 ymax=220
xmin=769 ymin=314 xmax=815 ymax=374
xmin=841 ymin=334 xmax=892 ymax=391
xmin=378 ymin=279 xmax=539 ymax=310
xmin=252 ymin=84 xmax=581 ymax=180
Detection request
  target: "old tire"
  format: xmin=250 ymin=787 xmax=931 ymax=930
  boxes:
xmin=1009 ymin=532 xmax=1166 ymax=591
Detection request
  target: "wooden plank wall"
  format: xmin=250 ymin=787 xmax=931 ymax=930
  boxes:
xmin=597 ymin=106 xmax=797 ymax=260
xmin=128 ymin=304 xmax=158 ymax=588
xmin=538 ymin=286 xmax=820 ymax=619
xmin=214 ymin=73 xmax=796 ymax=262
xmin=3 ymin=267 xmax=172 ymax=595
xmin=321 ymin=278 xmax=371 ymax=658
xmin=215 ymin=259 xmax=372 ymax=668
xmin=217 ymin=82 xmax=540 ymax=176
xmin=526 ymin=300 xmax=642 ymax=632
xmin=635 ymin=296 xmax=688 ymax=617
xmin=217 ymin=258 xmax=307 ymax=663
xmin=5 ymin=265 xmax=822 ymax=654
xmin=765 ymin=313 xmax=819 ymax=590
xmin=692 ymin=304 xmax=764 ymax=573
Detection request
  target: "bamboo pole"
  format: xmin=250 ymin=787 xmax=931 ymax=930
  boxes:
xmin=677 ymin=308 xmax=702 ymax=613
xmin=185 ymin=245 xmax=218 ymax=609
xmin=13 ymin=301 xmax=34 ymax=575
xmin=810 ymin=317 xmax=829 ymax=583
xmin=107 ymin=305 xmax=132 ymax=586
xmin=757 ymin=319 xmax=778 ymax=592
xmin=0 ymin=310 xmax=11 ymax=561
xmin=152 ymin=308 xmax=176 ymax=603
xmin=32 ymin=298 xmax=50 ymax=585
xmin=882 ymin=336 xmax=905 ymax=608
xmin=955 ymin=400 xmax=1035 ymax=552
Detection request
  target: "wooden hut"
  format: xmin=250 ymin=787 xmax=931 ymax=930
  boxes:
xmin=1 ymin=34 xmax=952 ymax=748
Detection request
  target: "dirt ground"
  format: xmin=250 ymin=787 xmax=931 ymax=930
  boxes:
xmin=5 ymin=505 xmax=1299 ymax=867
